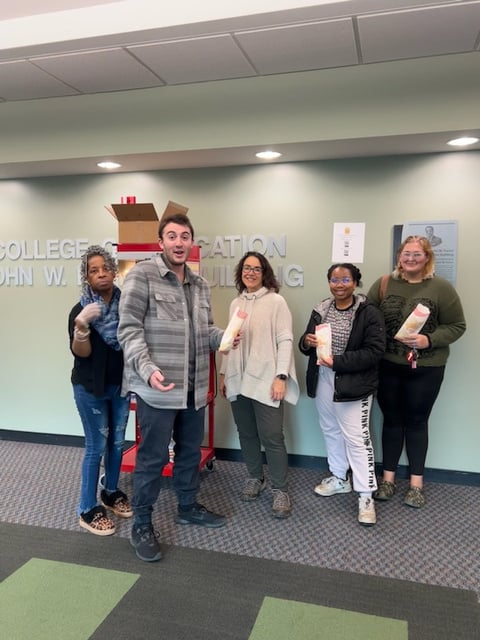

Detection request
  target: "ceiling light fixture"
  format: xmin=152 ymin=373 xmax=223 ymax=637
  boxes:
xmin=255 ymin=150 xmax=282 ymax=160
xmin=97 ymin=161 xmax=122 ymax=169
xmin=446 ymin=137 xmax=479 ymax=147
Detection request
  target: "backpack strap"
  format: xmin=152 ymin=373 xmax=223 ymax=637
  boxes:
xmin=379 ymin=274 xmax=390 ymax=301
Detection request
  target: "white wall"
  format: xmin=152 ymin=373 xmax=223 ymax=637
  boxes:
xmin=0 ymin=151 xmax=477 ymax=472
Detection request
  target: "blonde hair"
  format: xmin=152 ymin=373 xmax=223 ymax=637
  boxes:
xmin=393 ymin=235 xmax=435 ymax=280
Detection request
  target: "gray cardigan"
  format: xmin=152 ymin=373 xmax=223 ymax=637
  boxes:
xmin=221 ymin=287 xmax=299 ymax=408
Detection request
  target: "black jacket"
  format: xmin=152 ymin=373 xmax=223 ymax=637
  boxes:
xmin=68 ymin=302 xmax=124 ymax=397
xmin=298 ymin=295 xmax=385 ymax=402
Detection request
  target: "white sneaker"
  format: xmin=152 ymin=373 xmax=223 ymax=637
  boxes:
xmin=358 ymin=496 xmax=376 ymax=526
xmin=314 ymin=475 xmax=352 ymax=497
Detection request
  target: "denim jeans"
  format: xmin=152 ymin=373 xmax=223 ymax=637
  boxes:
xmin=133 ymin=393 xmax=205 ymax=526
xmin=73 ymin=384 xmax=130 ymax=515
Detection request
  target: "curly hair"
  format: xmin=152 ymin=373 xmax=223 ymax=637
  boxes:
xmin=327 ymin=263 xmax=362 ymax=286
xmin=234 ymin=251 xmax=280 ymax=293
xmin=393 ymin=235 xmax=435 ymax=280
xmin=79 ymin=245 xmax=117 ymax=293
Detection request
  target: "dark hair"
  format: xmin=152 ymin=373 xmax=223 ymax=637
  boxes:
xmin=234 ymin=251 xmax=280 ymax=293
xmin=158 ymin=213 xmax=194 ymax=240
xmin=327 ymin=263 xmax=362 ymax=286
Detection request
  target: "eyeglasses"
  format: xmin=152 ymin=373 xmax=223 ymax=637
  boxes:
xmin=242 ymin=265 xmax=263 ymax=274
xmin=401 ymin=252 xmax=425 ymax=259
xmin=329 ymin=277 xmax=353 ymax=285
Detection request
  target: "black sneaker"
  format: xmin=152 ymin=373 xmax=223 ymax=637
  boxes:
xmin=130 ymin=524 xmax=162 ymax=562
xmin=176 ymin=503 xmax=226 ymax=528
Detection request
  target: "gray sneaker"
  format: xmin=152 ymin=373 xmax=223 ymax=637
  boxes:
xmin=130 ymin=524 xmax=162 ymax=562
xmin=272 ymin=489 xmax=292 ymax=519
xmin=373 ymin=480 xmax=396 ymax=501
xmin=242 ymin=477 xmax=266 ymax=501
xmin=404 ymin=486 xmax=425 ymax=508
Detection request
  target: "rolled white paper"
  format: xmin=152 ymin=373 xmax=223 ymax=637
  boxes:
xmin=219 ymin=307 xmax=248 ymax=353
xmin=316 ymin=323 xmax=332 ymax=363
xmin=394 ymin=303 xmax=430 ymax=339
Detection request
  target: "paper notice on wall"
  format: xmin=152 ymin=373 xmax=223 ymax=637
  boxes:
xmin=332 ymin=223 xmax=365 ymax=263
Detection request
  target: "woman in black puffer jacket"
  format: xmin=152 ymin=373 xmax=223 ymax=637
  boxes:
xmin=299 ymin=263 xmax=385 ymax=527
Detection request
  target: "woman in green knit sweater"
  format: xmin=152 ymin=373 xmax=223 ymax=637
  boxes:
xmin=367 ymin=235 xmax=466 ymax=508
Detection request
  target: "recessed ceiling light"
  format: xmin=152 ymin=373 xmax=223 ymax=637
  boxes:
xmin=446 ymin=137 xmax=479 ymax=147
xmin=97 ymin=161 xmax=122 ymax=169
xmin=255 ymin=150 xmax=282 ymax=160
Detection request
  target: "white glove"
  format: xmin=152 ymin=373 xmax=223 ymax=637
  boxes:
xmin=75 ymin=302 xmax=102 ymax=328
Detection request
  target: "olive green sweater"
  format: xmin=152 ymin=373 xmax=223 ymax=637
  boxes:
xmin=367 ymin=275 xmax=466 ymax=367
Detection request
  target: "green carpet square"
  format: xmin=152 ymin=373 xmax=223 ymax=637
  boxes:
xmin=249 ymin=596 xmax=408 ymax=640
xmin=0 ymin=558 xmax=139 ymax=640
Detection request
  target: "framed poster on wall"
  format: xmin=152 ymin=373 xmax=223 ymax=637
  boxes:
xmin=392 ymin=220 xmax=458 ymax=285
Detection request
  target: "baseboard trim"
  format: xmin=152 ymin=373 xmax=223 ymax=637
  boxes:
xmin=1 ymin=430 xmax=478 ymax=487
xmin=215 ymin=448 xmax=480 ymax=486
xmin=0 ymin=429 xmax=85 ymax=448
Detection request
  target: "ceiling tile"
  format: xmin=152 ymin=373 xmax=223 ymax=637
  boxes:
xmin=1 ymin=1 xmax=480 ymax=177
xmin=0 ymin=1 xmax=120 ymax=21
xmin=359 ymin=3 xmax=480 ymax=63
xmin=129 ymin=35 xmax=256 ymax=84
xmin=234 ymin=19 xmax=358 ymax=74
xmin=33 ymin=48 xmax=164 ymax=92
xmin=0 ymin=60 xmax=79 ymax=100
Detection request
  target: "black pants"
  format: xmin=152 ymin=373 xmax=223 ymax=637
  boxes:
xmin=132 ymin=393 xmax=205 ymax=526
xmin=377 ymin=360 xmax=445 ymax=476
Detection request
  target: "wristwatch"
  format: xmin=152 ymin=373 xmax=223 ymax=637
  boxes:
xmin=276 ymin=374 xmax=287 ymax=380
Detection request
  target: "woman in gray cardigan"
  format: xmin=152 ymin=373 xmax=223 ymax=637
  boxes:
xmin=219 ymin=251 xmax=299 ymax=519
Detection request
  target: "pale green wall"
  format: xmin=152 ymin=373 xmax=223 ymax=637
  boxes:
xmin=0 ymin=152 xmax=477 ymax=472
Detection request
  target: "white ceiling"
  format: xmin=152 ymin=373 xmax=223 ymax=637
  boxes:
xmin=1 ymin=1 xmax=480 ymax=178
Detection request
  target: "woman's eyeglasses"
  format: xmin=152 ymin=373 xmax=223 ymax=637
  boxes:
xmin=400 ymin=252 xmax=425 ymax=259
xmin=329 ymin=277 xmax=353 ymax=285
xmin=242 ymin=265 xmax=263 ymax=274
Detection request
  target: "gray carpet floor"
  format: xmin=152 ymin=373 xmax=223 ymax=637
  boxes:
xmin=3 ymin=521 xmax=479 ymax=640
xmin=1 ymin=440 xmax=479 ymax=600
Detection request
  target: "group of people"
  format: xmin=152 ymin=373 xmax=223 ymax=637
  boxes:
xmin=69 ymin=215 xmax=465 ymax=562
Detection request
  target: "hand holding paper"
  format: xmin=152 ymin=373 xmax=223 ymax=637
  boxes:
xmin=219 ymin=307 xmax=248 ymax=353
xmin=316 ymin=323 xmax=332 ymax=364
xmin=394 ymin=303 xmax=430 ymax=340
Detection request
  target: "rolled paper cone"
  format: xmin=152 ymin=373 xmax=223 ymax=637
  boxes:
xmin=316 ymin=323 xmax=332 ymax=363
xmin=219 ymin=307 xmax=248 ymax=353
xmin=394 ymin=303 xmax=430 ymax=339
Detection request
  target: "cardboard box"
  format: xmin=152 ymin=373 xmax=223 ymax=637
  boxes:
xmin=106 ymin=202 xmax=159 ymax=243
xmin=106 ymin=200 xmax=189 ymax=244
xmin=159 ymin=200 xmax=189 ymax=225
